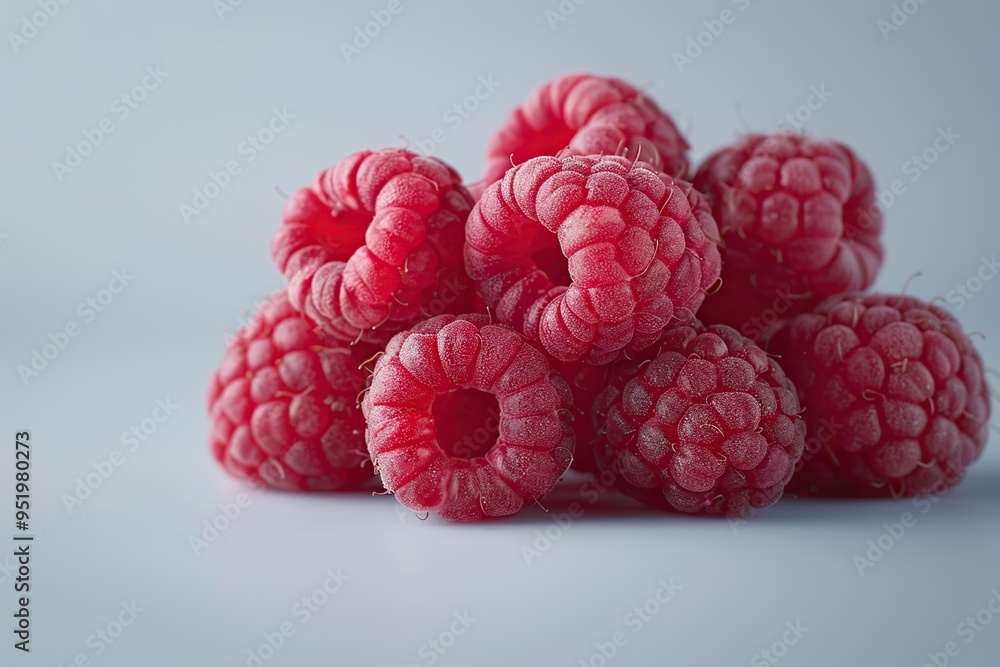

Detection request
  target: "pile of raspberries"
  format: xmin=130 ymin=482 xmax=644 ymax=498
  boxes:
xmin=208 ymin=73 xmax=992 ymax=521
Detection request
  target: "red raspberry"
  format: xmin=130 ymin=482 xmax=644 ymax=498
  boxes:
xmin=693 ymin=133 xmax=884 ymax=336
xmin=594 ymin=324 xmax=806 ymax=515
xmin=361 ymin=314 xmax=574 ymax=521
xmin=465 ymin=154 xmax=722 ymax=365
xmin=553 ymin=360 xmax=614 ymax=474
xmin=207 ymin=292 xmax=375 ymax=491
xmin=768 ymin=293 xmax=991 ymax=497
xmin=475 ymin=73 xmax=689 ymax=198
xmin=271 ymin=148 xmax=477 ymax=345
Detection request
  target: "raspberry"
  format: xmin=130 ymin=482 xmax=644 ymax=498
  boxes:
xmin=553 ymin=360 xmax=613 ymax=474
xmin=593 ymin=324 xmax=806 ymax=515
xmin=207 ymin=292 xmax=375 ymax=491
xmin=693 ymin=133 xmax=884 ymax=336
xmin=465 ymin=154 xmax=722 ymax=365
xmin=271 ymin=148 xmax=477 ymax=345
xmin=768 ymin=293 xmax=991 ymax=497
xmin=361 ymin=314 xmax=575 ymax=521
xmin=475 ymin=73 xmax=689 ymax=198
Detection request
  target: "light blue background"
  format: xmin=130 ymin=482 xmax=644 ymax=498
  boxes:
xmin=2 ymin=1 xmax=999 ymax=665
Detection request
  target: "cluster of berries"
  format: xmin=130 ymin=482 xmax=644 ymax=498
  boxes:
xmin=208 ymin=73 xmax=991 ymax=521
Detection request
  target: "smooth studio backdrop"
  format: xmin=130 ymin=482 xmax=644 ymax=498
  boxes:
xmin=2 ymin=1 xmax=999 ymax=665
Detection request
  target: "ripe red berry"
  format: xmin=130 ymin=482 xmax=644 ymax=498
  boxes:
xmin=207 ymin=292 xmax=376 ymax=491
xmin=552 ymin=359 xmax=614 ymax=474
xmin=465 ymin=154 xmax=722 ymax=365
xmin=594 ymin=324 xmax=806 ymax=515
xmin=475 ymin=73 xmax=689 ymax=198
xmin=768 ymin=293 xmax=991 ymax=497
xmin=693 ymin=133 xmax=884 ymax=337
xmin=361 ymin=314 xmax=574 ymax=521
xmin=271 ymin=148 xmax=477 ymax=345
